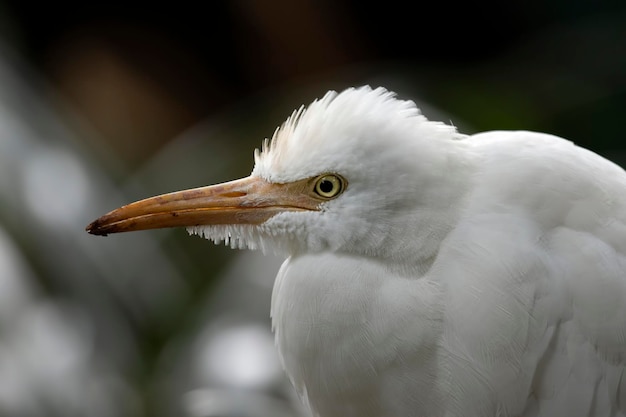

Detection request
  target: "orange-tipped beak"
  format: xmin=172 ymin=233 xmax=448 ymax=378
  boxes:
xmin=86 ymin=176 xmax=320 ymax=236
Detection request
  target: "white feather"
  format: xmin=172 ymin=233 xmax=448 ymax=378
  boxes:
xmin=196 ymin=86 xmax=626 ymax=417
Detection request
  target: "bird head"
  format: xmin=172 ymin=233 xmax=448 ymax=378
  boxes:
xmin=87 ymin=86 xmax=469 ymax=265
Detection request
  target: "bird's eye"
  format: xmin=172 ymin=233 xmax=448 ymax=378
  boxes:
xmin=313 ymin=174 xmax=345 ymax=199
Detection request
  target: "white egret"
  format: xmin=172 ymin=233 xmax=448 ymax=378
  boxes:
xmin=87 ymin=86 xmax=626 ymax=417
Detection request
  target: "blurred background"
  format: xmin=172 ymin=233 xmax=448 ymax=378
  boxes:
xmin=0 ymin=1 xmax=624 ymax=416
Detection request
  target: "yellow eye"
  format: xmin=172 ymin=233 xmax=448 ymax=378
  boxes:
xmin=314 ymin=174 xmax=345 ymax=199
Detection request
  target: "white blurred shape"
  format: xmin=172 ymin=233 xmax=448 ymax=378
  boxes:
xmin=20 ymin=146 xmax=91 ymax=229
xmin=0 ymin=344 xmax=31 ymax=414
xmin=18 ymin=303 xmax=92 ymax=379
xmin=198 ymin=323 xmax=282 ymax=389
xmin=185 ymin=388 xmax=296 ymax=417
xmin=0 ymin=227 xmax=36 ymax=321
xmin=0 ymin=302 xmax=93 ymax=415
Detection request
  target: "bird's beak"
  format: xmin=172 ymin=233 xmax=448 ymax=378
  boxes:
xmin=86 ymin=176 xmax=319 ymax=236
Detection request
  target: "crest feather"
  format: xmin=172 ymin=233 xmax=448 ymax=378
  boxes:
xmin=252 ymin=86 xmax=461 ymax=182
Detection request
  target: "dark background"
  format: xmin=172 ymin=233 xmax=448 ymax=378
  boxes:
xmin=4 ymin=0 xmax=625 ymax=164
xmin=0 ymin=1 xmax=624 ymax=416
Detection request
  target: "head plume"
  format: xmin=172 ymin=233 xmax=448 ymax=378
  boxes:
xmin=252 ymin=86 xmax=461 ymax=183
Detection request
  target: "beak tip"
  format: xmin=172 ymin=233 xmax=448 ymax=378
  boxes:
xmin=85 ymin=219 xmax=109 ymax=236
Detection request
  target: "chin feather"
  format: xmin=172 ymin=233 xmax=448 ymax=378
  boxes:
xmin=188 ymin=225 xmax=260 ymax=250
xmin=187 ymin=224 xmax=289 ymax=256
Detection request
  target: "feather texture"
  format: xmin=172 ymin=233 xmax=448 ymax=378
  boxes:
xmin=194 ymin=87 xmax=626 ymax=417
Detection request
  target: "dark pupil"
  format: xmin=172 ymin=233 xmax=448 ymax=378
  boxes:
xmin=319 ymin=179 xmax=334 ymax=193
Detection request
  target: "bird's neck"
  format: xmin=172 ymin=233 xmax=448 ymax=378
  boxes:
xmin=367 ymin=141 xmax=476 ymax=278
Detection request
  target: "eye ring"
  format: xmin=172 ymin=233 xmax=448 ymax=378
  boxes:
xmin=313 ymin=174 xmax=345 ymax=199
